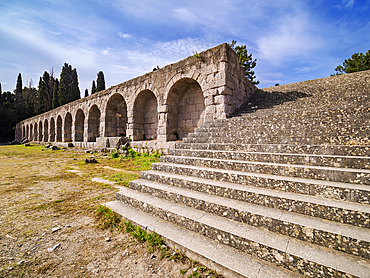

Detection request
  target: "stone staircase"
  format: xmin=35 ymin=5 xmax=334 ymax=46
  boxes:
xmin=106 ymin=72 xmax=370 ymax=277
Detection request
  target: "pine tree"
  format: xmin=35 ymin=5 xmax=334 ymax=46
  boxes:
xmin=332 ymin=50 xmax=370 ymax=75
xmin=96 ymin=71 xmax=105 ymax=92
xmin=0 ymin=83 xmax=2 ymax=95
xmin=229 ymin=40 xmax=259 ymax=85
xmin=91 ymin=80 xmax=96 ymax=94
xmin=52 ymin=78 xmax=59 ymax=109
xmin=84 ymin=89 xmax=88 ymax=97
xmin=15 ymin=73 xmax=22 ymax=104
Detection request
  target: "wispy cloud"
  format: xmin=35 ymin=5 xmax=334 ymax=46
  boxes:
xmin=256 ymin=11 xmax=324 ymax=66
xmin=343 ymin=0 xmax=355 ymax=9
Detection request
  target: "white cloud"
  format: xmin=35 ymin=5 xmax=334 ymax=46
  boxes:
xmin=102 ymin=48 xmax=113 ymax=55
xmin=118 ymin=32 xmax=132 ymax=39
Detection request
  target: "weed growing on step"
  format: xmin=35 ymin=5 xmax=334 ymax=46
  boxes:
xmin=95 ymin=205 xmax=223 ymax=278
xmin=95 ymin=205 xmax=121 ymax=231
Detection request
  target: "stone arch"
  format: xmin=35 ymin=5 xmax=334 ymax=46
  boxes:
xmin=56 ymin=115 xmax=62 ymax=142
xmin=75 ymin=109 xmax=85 ymax=142
xmin=50 ymin=118 xmax=55 ymax=142
xmin=38 ymin=121 xmax=43 ymax=141
xmin=88 ymin=105 xmax=101 ymax=142
xmin=44 ymin=119 xmax=49 ymax=142
xmin=166 ymin=78 xmax=205 ymax=140
xmin=34 ymin=122 xmax=38 ymax=141
xmin=133 ymin=90 xmax=158 ymax=141
xmin=105 ymin=94 xmax=127 ymax=137
xmin=64 ymin=113 xmax=72 ymax=142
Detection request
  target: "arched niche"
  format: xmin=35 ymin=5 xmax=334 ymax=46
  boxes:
xmin=88 ymin=105 xmax=100 ymax=142
xmin=166 ymin=78 xmax=205 ymax=140
xmin=38 ymin=121 xmax=43 ymax=141
xmin=44 ymin=119 xmax=49 ymax=142
xmin=105 ymin=94 xmax=127 ymax=137
xmin=56 ymin=115 xmax=62 ymax=142
xmin=75 ymin=109 xmax=85 ymax=142
xmin=34 ymin=122 xmax=38 ymax=141
xmin=50 ymin=118 xmax=55 ymax=142
xmin=30 ymin=124 xmax=33 ymax=141
xmin=132 ymin=90 xmax=158 ymax=141
xmin=64 ymin=113 xmax=72 ymax=142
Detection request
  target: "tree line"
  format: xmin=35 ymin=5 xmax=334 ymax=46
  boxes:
xmin=0 ymin=64 xmax=106 ymax=141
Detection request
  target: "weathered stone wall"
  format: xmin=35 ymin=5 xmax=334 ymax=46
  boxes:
xmin=16 ymin=43 xmax=256 ymax=149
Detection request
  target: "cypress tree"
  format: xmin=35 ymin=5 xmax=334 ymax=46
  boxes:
xmin=72 ymin=68 xmax=80 ymax=100
xmin=84 ymin=89 xmax=88 ymax=97
xmin=15 ymin=73 xmax=22 ymax=104
xmin=52 ymin=78 xmax=59 ymax=109
xmin=91 ymin=80 xmax=96 ymax=94
xmin=37 ymin=77 xmax=46 ymax=114
xmin=58 ymin=63 xmax=80 ymax=106
xmin=42 ymin=71 xmax=54 ymax=111
xmin=96 ymin=71 xmax=105 ymax=92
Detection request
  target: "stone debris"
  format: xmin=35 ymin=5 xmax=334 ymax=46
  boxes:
xmin=52 ymin=227 xmax=61 ymax=233
xmin=17 ymin=260 xmax=28 ymax=265
xmin=85 ymin=157 xmax=97 ymax=163
xmin=47 ymin=244 xmax=60 ymax=252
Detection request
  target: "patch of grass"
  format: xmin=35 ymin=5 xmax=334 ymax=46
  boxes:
xmin=107 ymin=172 xmax=139 ymax=187
xmin=95 ymin=205 xmax=121 ymax=231
xmin=0 ymin=145 xmax=45 ymax=157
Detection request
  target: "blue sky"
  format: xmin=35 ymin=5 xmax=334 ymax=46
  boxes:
xmin=1 ymin=0 xmax=369 ymax=94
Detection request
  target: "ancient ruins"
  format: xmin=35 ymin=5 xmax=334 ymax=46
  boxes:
xmin=16 ymin=44 xmax=256 ymax=151
xmin=15 ymin=44 xmax=370 ymax=277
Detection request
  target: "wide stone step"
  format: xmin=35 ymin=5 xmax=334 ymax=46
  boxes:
xmin=130 ymin=178 xmax=370 ymax=260
xmin=150 ymin=163 xmax=370 ymax=226
xmin=169 ymin=149 xmax=370 ymax=169
xmin=114 ymin=187 xmax=370 ymax=278
xmin=174 ymin=142 xmax=370 ymax=157
xmin=183 ymin=134 xmax=369 ymax=145
xmin=233 ymin=106 xmax=370 ymax=119
xmin=197 ymin=116 xmax=369 ymax=133
xmin=191 ymin=126 xmax=370 ymax=141
xmin=105 ymin=200 xmax=299 ymax=278
xmin=143 ymin=167 xmax=370 ymax=206
xmin=209 ymin=106 xmax=370 ymax=127
xmin=161 ymin=155 xmax=370 ymax=185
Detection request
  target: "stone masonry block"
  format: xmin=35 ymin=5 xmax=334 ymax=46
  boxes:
xmin=205 ymin=96 xmax=214 ymax=106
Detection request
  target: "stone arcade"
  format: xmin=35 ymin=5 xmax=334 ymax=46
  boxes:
xmin=15 ymin=44 xmax=256 ymax=150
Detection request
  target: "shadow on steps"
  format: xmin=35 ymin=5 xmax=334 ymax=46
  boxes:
xmin=231 ymin=89 xmax=312 ymax=117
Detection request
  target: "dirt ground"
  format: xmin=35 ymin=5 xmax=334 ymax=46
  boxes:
xmin=0 ymin=145 xmax=222 ymax=278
